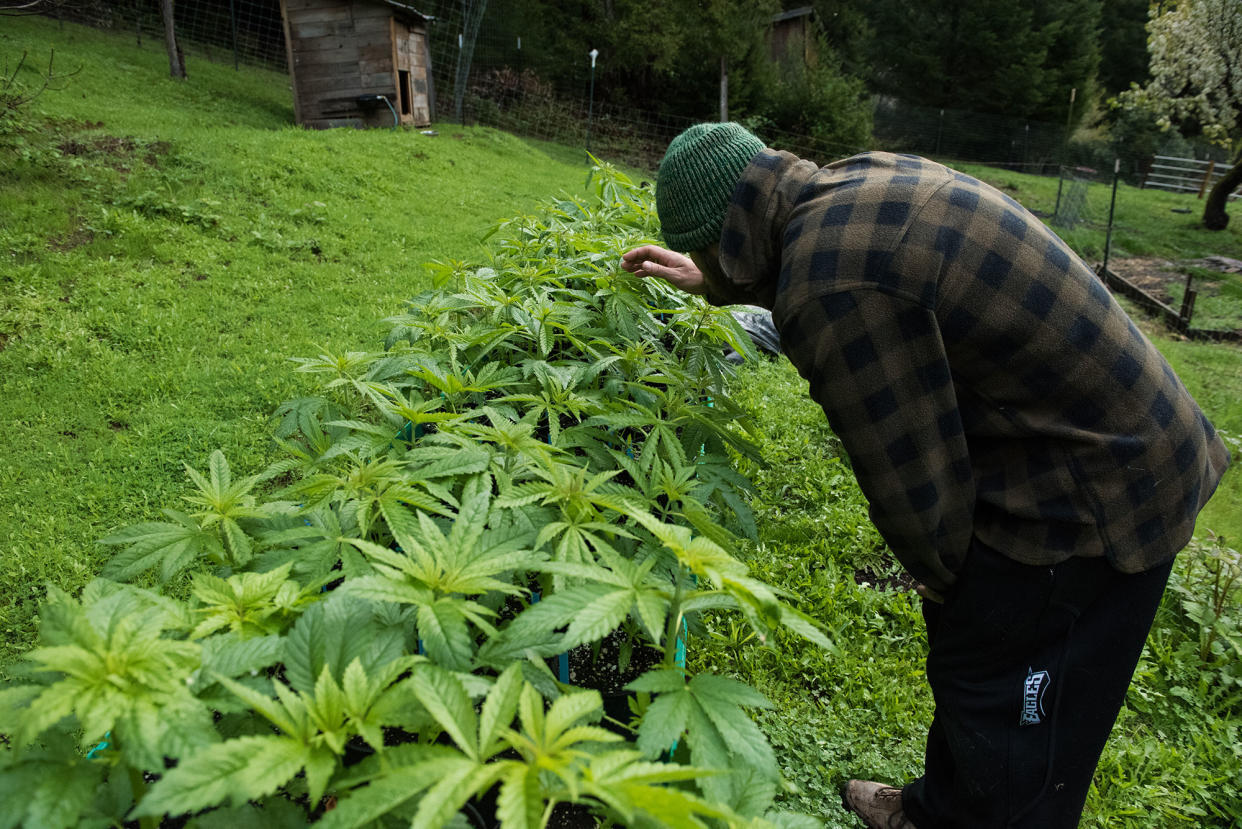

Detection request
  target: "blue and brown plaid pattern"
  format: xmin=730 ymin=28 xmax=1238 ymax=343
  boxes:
xmin=712 ymin=150 xmax=1230 ymax=591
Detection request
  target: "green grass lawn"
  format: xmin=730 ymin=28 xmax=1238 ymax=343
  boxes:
xmin=3 ymin=13 xmax=1241 ymax=827
xmin=0 ymin=15 xmax=602 ymax=665
xmin=947 ymin=159 xmax=1242 ymax=264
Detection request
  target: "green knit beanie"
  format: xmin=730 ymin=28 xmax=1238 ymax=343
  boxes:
xmin=656 ymin=122 xmax=766 ymax=252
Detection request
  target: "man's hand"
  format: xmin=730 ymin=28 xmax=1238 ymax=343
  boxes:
xmin=621 ymin=245 xmax=707 ymax=296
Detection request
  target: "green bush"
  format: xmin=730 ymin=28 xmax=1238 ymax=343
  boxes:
xmin=741 ymin=37 xmax=873 ymax=162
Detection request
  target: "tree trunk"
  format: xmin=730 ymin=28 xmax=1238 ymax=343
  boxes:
xmin=1203 ymin=151 xmax=1242 ymax=230
xmin=719 ymin=56 xmax=728 ymax=122
xmin=161 ymin=0 xmax=186 ymax=79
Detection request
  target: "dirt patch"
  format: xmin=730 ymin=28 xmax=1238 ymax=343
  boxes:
xmin=57 ymin=135 xmax=171 ymax=172
xmin=1103 ymin=255 xmax=1242 ymax=338
xmin=48 ymin=223 xmax=95 ymax=252
xmin=1107 ymin=257 xmax=1185 ymax=305
xmin=1109 ymin=256 xmax=1240 ymax=304
xmin=854 ymin=564 xmax=917 ymax=593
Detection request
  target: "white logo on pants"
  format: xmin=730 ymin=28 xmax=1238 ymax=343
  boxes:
xmin=1020 ymin=668 xmax=1050 ymax=726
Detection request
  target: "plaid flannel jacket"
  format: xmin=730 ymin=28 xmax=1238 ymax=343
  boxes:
xmin=705 ymin=149 xmax=1231 ymax=591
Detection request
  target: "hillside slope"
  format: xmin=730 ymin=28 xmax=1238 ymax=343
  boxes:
xmin=1 ymin=16 xmax=602 ymax=664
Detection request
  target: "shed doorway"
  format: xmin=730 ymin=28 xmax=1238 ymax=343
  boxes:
xmin=392 ymin=19 xmax=430 ymax=125
xmin=398 ymin=69 xmax=412 ymax=116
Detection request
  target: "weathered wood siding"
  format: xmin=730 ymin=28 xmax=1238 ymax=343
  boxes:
xmin=393 ymin=19 xmax=431 ymax=125
xmin=280 ymin=0 xmax=431 ymax=129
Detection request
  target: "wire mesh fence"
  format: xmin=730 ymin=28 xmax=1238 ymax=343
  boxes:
xmin=14 ymin=0 xmax=1233 ymax=189
xmin=14 ymin=0 xmax=288 ymax=71
xmin=1053 ymin=167 xmax=1097 ymax=229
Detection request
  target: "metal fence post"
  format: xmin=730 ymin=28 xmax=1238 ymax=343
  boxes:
xmin=586 ymin=48 xmax=598 ymax=159
xmin=1102 ymin=158 xmax=1120 ymax=272
xmin=230 ymin=0 xmax=239 ymax=70
xmin=1055 ymin=166 xmax=1065 ymax=217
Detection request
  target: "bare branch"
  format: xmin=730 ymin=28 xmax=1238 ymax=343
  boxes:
xmin=1 ymin=48 xmax=82 ymax=115
xmin=0 ymin=0 xmax=60 ymax=15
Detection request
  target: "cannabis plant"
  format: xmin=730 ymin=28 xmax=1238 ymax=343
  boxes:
xmin=1 ymin=160 xmax=828 ymax=828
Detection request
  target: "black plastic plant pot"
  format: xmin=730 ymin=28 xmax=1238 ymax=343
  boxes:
xmin=561 ymin=626 xmax=687 ymax=740
xmin=465 ymin=789 xmax=597 ymax=829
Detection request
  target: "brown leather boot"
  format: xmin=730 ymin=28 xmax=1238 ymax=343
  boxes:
xmin=841 ymin=779 xmax=918 ymax=829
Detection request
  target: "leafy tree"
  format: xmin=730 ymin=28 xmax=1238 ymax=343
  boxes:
xmin=1119 ymin=0 xmax=1242 ymax=229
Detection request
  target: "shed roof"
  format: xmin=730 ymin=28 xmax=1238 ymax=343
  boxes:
xmin=771 ymin=6 xmax=814 ymax=24
xmin=378 ymin=0 xmax=433 ymax=24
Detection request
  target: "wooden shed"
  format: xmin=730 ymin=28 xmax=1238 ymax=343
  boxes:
xmin=278 ymin=0 xmax=434 ymax=129
xmin=769 ymin=7 xmax=817 ymax=68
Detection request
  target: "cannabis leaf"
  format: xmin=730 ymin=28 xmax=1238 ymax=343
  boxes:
xmin=321 ymin=664 xmax=524 ymax=829
xmin=627 ymin=670 xmax=781 ymax=814
xmin=632 ymin=513 xmax=834 ymax=652
xmin=344 ymin=482 xmax=543 ymax=672
xmin=578 ymin=749 xmax=732 ymax=829
xmin=254 ymin=504 xmax=372 ymax=582
xmin=281 ymin=593 xmax=409 ymax=697
xmin=0 ymin=729 xmax=108 ymax=829
xmin=182 ymin=450 xmax=268 ymax=566
xmin=137 ymin=654 xmax=418 ymax=819
xmin=99 ymin=508 xmax=223 ymax=583
xmin=6 ymin=584 xmax=213 ymax=770
xmin=189 ymin=561 xmax=318 ymax=639
xmin=132 ymin=733 xmax=323 ymax=819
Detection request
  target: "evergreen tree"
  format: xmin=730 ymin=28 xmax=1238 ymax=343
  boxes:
xmin=865 ymin=0 xmax=1100 ymax=125
xmin=1028 ymin=0 xmax=1101 ymax=122
xmin=808 ymin=0 xmax=873 ymax=78
xmin=866 ymin=0 xmax=1045 ymax=116
xmin=1097 ymin=0 xmax=1151 ymax=94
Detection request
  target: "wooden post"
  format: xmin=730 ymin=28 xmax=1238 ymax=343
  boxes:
xmin=1198 ymin=160 xmax=1216 ymax=199
xmin=277 ymin=0 xmax=301 ymax=125
xmin=1179 ymin=272 xmax=1197 ymax=328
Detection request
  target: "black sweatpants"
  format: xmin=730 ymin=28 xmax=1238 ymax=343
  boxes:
xmin=900 ymin=540 xmax=1174 ymax=828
